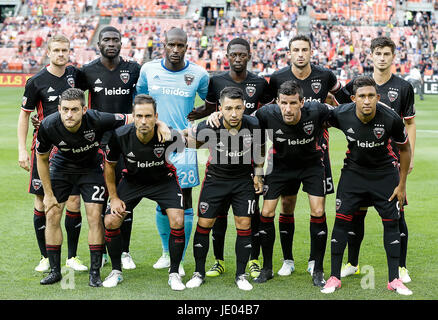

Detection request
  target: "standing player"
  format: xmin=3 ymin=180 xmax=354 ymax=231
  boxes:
xmin=103 ymin=94 xmax=187 ymax=291
xmin=187 ymin=38 xmax=273 ymax=279
xmin=35 ymin=88 xmax=130 ymax=286
xmin=252 ymin=81 xmax=332 ymax=287
xmin=267 ymin=34 xmax=341 ymax=276
xmin=17 ymin=34 xmax=87 ymax=273
xmin=77 ymin=26 xmax=141 ymax=269
xmin=136 ymin=28 xmax=210 ymax=276
xmin=334 ymin=37 xmax=416 ymax=282
xmin=184 ymin=87 xmax=264 ymax=291
xmin=321 ymin=76 xmax=413 ymax=295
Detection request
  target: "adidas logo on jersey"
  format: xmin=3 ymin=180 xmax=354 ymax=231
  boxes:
xmin=59 ymin=141 xmax=67 ymax=146
xmin=347 ymin=128 xmax=355 ymax=134
xmin=275 ymin=129 xmax=284 ymax=134
xmin=47 ymin=87 xmax=55 ymax=93
xmin=288 ymin=136 xmax=315 ymax=145
xmin=127 ymin=152 xmax=135 ymax=157
xmin=48 ymin=96 xmax=58 ymax=102
xmin=95 ymin=78 xmax=102 ymax=84
xmin=137 ymin=160 xmax=164 ymax=168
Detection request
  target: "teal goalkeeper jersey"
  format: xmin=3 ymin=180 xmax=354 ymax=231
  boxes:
xmin=136 ymin=59 xmax=209 ymax=130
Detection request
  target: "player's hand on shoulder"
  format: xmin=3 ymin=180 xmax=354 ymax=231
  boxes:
xmin=18 ymin=149 xmax=30 ymax=171
xmin=31 ymin=114 xmax=41 ymax=129
xmin=206 ymin=111 xmax=222 ymax=128
xmin=156 ymin=120 xmax=172 ymax=142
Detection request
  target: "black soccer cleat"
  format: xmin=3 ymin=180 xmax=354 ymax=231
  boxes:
xmin=253 ymin=268 xmax=274 ymax=283
xmin=89 ymin=271 xmax=103 ymax=287
xmin=40 ymin=271 xmax=62 ymax=285
xmin=312 ymin=271 xmax=326 ymax=287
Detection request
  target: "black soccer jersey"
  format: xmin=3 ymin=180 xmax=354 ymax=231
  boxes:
xmin=21 ymin=65 xmax=79 ymax=120
xmin=334 ymin=74 xmax=416 ymax=119
xmin=328 ymin=102 xmax=408 ymax=171
xmin=255 ymin=102 xmax=332 ymax=170
xmin=77 ymin=58 xmax=141 ymax=114
xmin=36 ymin=110 xmax=128 ymax=174
xmin=105 ymin=124 xmax=185 ymax=185
xmin=191 ymin=115 xmax=264 ymax=179
xmin=205 ymin=71 xmax=273 ymax=114
xmin=267 ymin=64 xmax=341 ymax=103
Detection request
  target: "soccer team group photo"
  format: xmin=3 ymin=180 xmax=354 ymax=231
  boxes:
xmin=1 ymin=0 xmax=438 ymax=301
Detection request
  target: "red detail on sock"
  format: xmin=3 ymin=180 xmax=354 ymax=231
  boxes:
xmin=310 ymin=215 xmax=326 ymax=223
xmin=34 ymin=209 xmax=45 ymax=217
xmin=105 ymin=229 xmax=121 ymax=237
xmin=196 ymin=225 xmax=211 ymax=235
xmin=354 ymin=210 xmax=367 ymax=216
xmin=171 ymin=228 xmax=185 ymax=237
xmin=382 ymin=218 xmax=395 ymax=222
xmin=279 ymin=214 xmax=295 ymax=223
xmin=260 ymin=216 xmax=274 ymax=223
xmin=46 ymin=244 xmax=61 ymax=251
xmin=335 ymin=213 xmax=353 ymax=221
xmin=89 ymin=244 xmax=104 ymax=251
xmin=236 ymin=229 xmax=252 ymax=236
xmin=65 ymin=210 xmax=81 ymax=217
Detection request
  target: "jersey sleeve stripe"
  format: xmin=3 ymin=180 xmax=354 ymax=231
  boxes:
xmin=21 ymin=107 xmax=34 ymax=112
xmin=403 ymin=115 xmax=416 ymax=120
xmin=330 ymin=81 xmax=342 ymax=93
xmin=394 ymin=136 xmax=409 ymax=145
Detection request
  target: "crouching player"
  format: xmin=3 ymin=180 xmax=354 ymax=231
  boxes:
xmin=103 ymin=94 xmax=187 ymax=291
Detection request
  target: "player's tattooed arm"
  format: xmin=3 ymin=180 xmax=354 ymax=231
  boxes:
xmin=187 ymin=101 xmax=217 ymax=121
xmin=104 ymin=161 xmax=126 ymax=218
xmin=17 ymin=110 xmax=32 ymax=171
xmin=36 ymin=152 xmax=59 ymax=214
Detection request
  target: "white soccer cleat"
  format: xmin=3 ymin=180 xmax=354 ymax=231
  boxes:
xmin=277 ymin=259 xmax=295 ymax=276
xmin=35 ymin=257 xmax=50 ymax=272
xmin=121 ymin=252 xmax=136 ymax=270
xmin=153 ymin=253 xmax=170 ymax=269
xmin=66 ymin=256 xmax=88 ymax=271
xmin=186 ymin=272 xmax=205 ymax=288
xmin=168 ymin=272 xmax=186 ymax=291
xmin=307 ymin=260 xmax=315 ymax=275
xmin=235 ymin=274 xmax=253 ymax=291
xmin=341 ymin=263 xmax=360 ymax=278
xmin=399 ymin=267 xmax=412 ymax=283
xmin=103 ymin=270 xmax=123 ymax=288
xmin=387 ymin=278 xmax=413 ymax=295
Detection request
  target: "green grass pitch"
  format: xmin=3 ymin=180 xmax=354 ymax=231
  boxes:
xmin=0 ymin=87 xmax=437 ymax=301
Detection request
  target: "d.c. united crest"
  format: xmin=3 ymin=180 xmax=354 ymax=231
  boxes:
xmin=184 ymin=73 xmax=195 ymax=86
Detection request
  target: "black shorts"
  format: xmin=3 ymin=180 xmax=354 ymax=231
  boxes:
xmin=29 ymin=147 xmax=80 ymax=196
xmin=198 ymin=174 xmax=256 ymax=219
xmin=264 ymin=164 xmax=326 ymax=199
xmin=319 ymin=131 xmax=334 ymax=195
xmin=50 ymin=169 xmax=106 ymax=204
xmin=108 ymin=176 xmax=184 ymax=214
xmin=336 ymin=168 xmax=402 ymax=221
xmin=215 ymin=191 xmax=261 ymax=218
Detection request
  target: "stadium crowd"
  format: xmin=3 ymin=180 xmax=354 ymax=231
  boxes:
xmin=1 ymin=0 xmax=437 ymax=78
